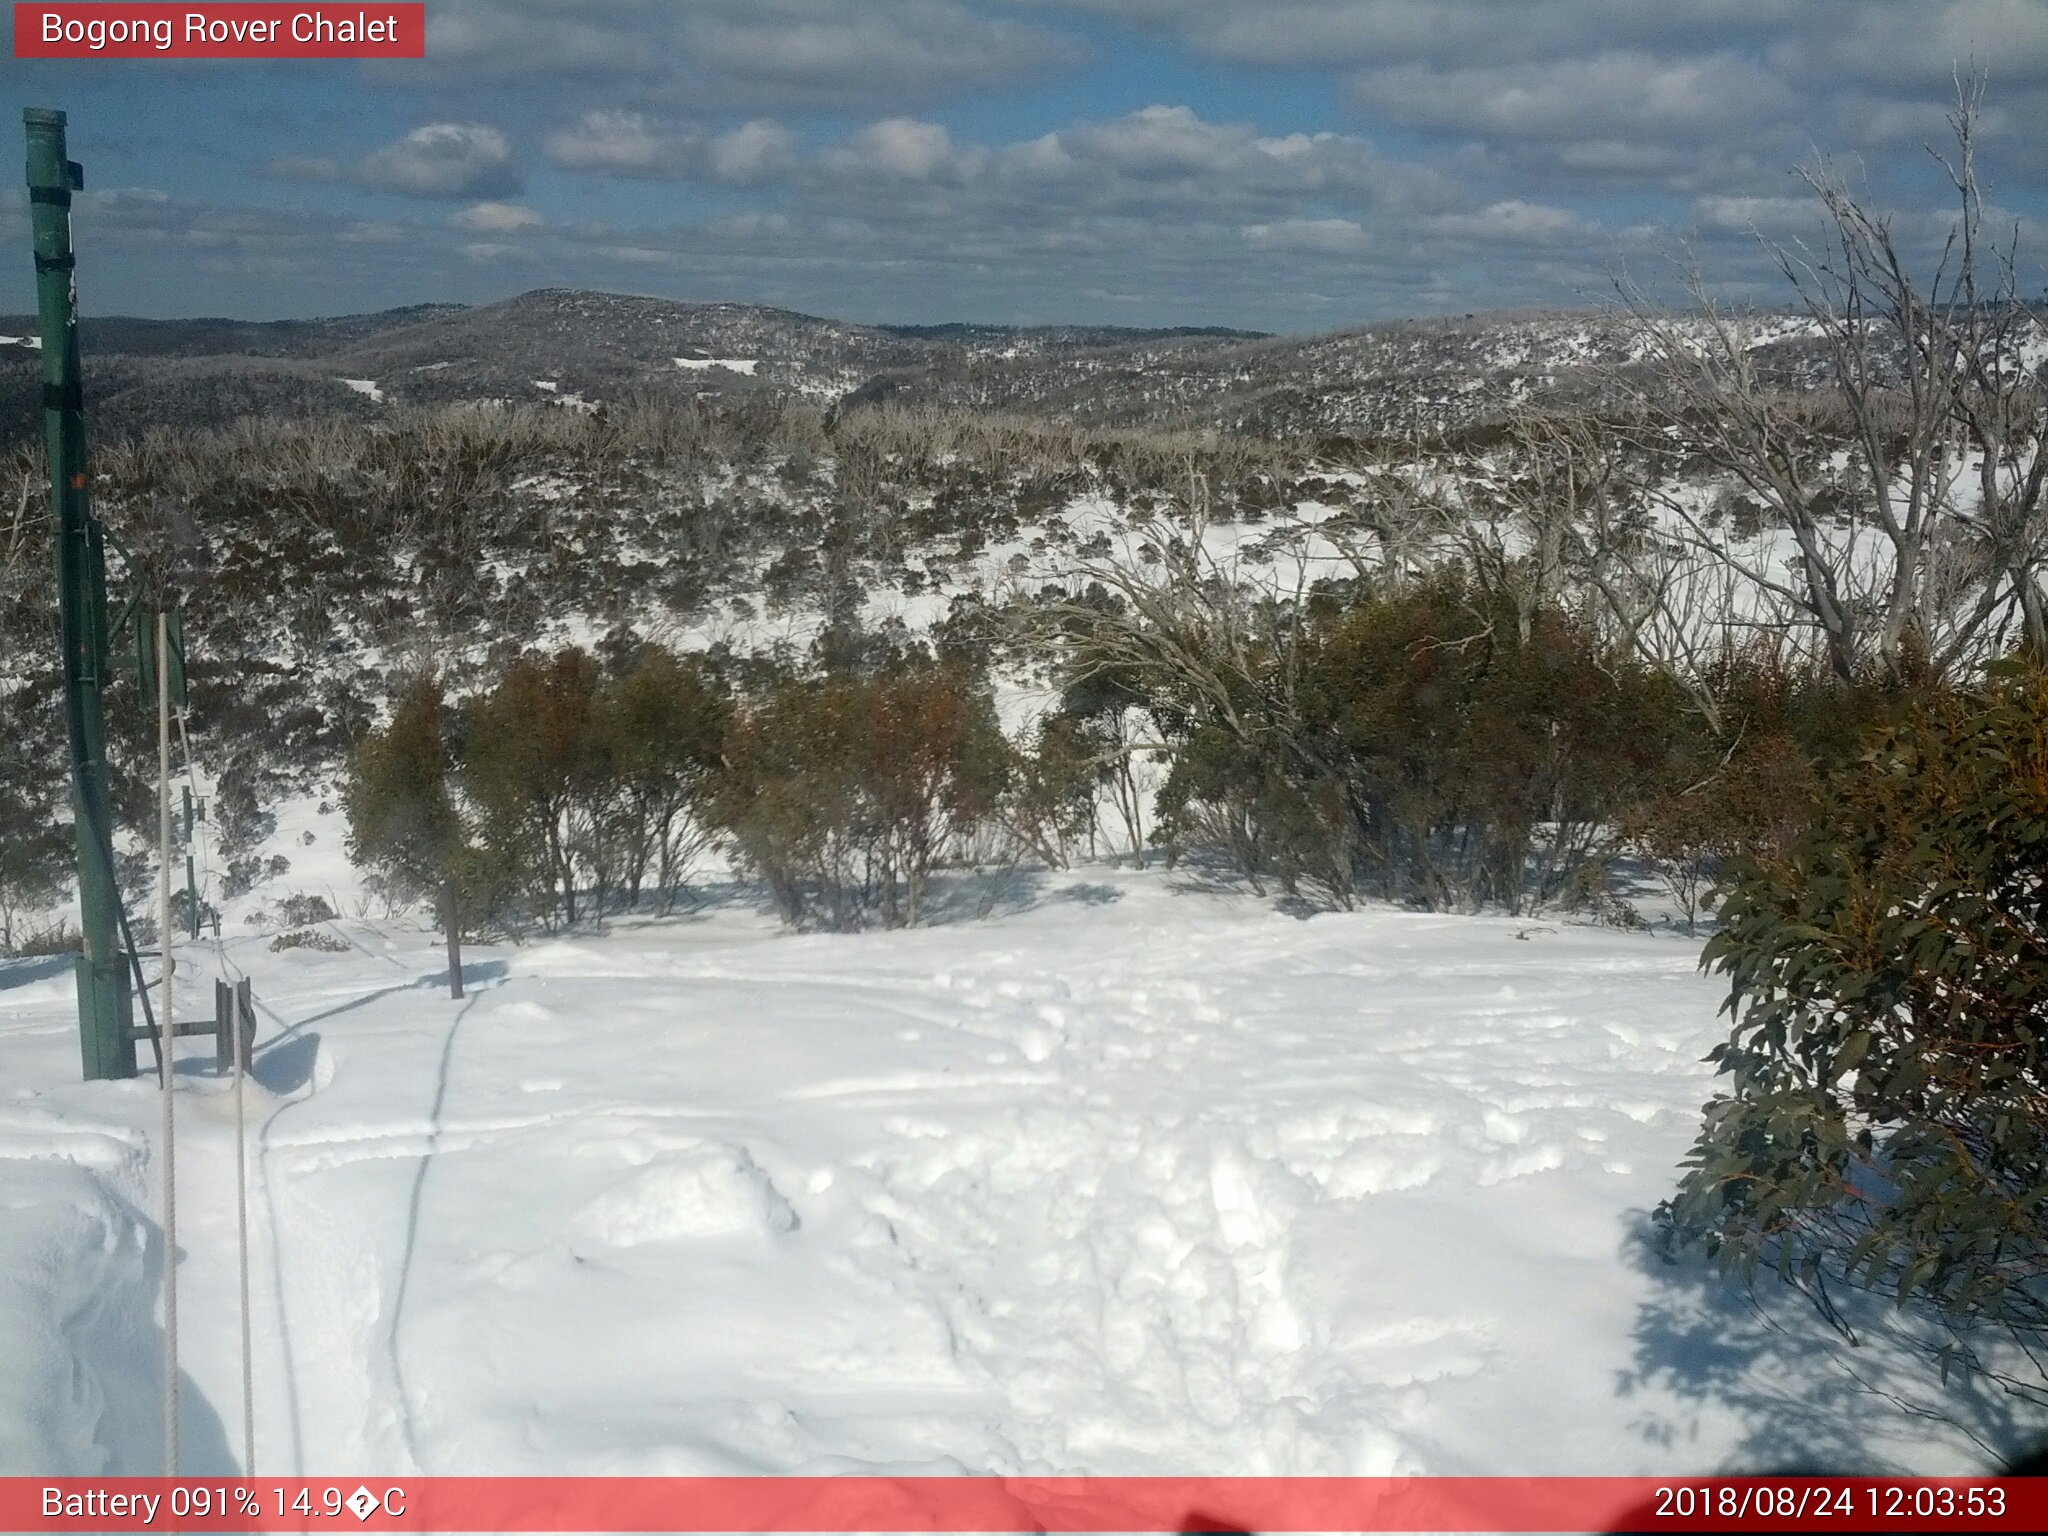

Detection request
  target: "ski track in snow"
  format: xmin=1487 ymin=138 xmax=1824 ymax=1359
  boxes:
xmin=1 ymin=870 xmax=2034 ymax=1480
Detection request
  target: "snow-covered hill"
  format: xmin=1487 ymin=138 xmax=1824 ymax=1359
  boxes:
xmin=0 ymin=290 xmax=1263 ymax=449
xmin=12 ymin=288 xmax=1982 ymax=450
xmin=1 ymin=867 xmax=2023 ymax=1479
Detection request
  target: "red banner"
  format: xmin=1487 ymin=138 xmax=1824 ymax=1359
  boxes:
xmin=12 ymin=4 xmax=424 ymax=59
xmin=2 ymin=1477 xmax=2043 ymax=1533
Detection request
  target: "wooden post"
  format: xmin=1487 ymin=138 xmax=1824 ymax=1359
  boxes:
xmin=183 ymin=787 xmax=198 ymax=939
xmin=445 ymin=882 xmax=464 ymax=1000
xmin=232 ymin=973 xmax=254 ymax=1474
xmin=212 ymin=977 xmax=251 ymax=1077
xmin=235 ymin=978 xmax=255 ymax=1067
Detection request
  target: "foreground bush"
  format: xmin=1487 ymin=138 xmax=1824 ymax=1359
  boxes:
xmin=1140 ymin=575 xmax=1677 ymax=912
xmin=711 ymin=666 xmax=1010 ymax=929
xmin=1660 ymin=662 xmax=2048 ymax=1403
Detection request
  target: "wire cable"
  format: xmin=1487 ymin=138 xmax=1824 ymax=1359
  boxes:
xmin=172 ymin=704 xmax=255 ymax=1476
xmin=154 ymin=609 xmax=179 ymax=1478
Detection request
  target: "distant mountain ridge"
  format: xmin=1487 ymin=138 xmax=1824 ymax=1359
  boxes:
xmin=0 ymin=286 xmax=1851 ymax=448
xmin=0 ymin=289 xmax=1281 ymax=447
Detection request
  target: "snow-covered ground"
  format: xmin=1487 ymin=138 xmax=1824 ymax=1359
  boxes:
xmin=2 ymin=866 xmax=2030 ymax=1483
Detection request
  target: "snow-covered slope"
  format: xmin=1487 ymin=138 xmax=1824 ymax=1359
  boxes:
xmin=0 ymin=868 xmax=2023 ymax=1479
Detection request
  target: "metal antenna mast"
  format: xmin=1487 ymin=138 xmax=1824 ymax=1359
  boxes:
xmin=26 ymin=107 xmax=136 ymax=1081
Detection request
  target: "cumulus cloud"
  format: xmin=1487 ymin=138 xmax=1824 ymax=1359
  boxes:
xmin=41 ymin=2 xmax=2048 ymax=327
xmin=823 ymin=119 xmax=973 ymax=180
xmin=1027 ymin=1 xmax=2048 ymax=192
xmin=1243 ymin=218 xmax=1372 ymax=255
xmin=542 ymin=112 xmax=797 ymax=184
xmin=1811 ymin=0 xmax=2048 ymax=91
xmin=710 ymin=211 xmax=796 ymax=240
xmin=1060 ymin=104 xmax=1249 ymax=179
xmin=280 ymin=123 xmax=524 ymax=199
xmin=1019 ymin=0 xmax=1799 ymax=68
xmin=60 ymin=184 xmax=456 ymax=288
xmin=544 ymin=111 xmax=696 ymax=177
xmin=991 ymin=106 xmax=1436 ymax=214
xmin=450 ymin=202 xmax=544 ymax=233
xmin=417 ymin=0 xmax=1083 ymax=108
xmin=1422 ymin=200 xmax=1594 ymax=244
xmin=361 ymin=123 xmax=520 ymax=197
xmin=530 ymin=103 xmax=1642 ymax=319
xmin=684 ymin=0 xmax=1083 ymax=105
xmin=597 ymin=245 xmax=680 ymax=265
xmin=1351 ymin=52 xmax=1794 ymax=145
xmin=1692 ymin=193 xmax=1821 ymax=232
xmin=709 ymin=120 xmax=800 ymax=184
xmin=338 ymin=221 xmax=405 ymax=245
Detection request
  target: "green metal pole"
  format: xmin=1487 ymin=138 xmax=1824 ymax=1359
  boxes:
xmin=26 ymin=107 xmax=135 ymax=1081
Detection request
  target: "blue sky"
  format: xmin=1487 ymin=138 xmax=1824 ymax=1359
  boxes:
xmin=6 ymin=0 xmax=2048 ymax=330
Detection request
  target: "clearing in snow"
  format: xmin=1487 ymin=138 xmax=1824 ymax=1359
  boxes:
xmin=0 ymin=867 xmax=2020 ymax=1478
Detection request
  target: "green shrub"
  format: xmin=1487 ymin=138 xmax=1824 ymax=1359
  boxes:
xmin=1151 ymin=574 xmax=1677 ymax=912
xmin=1660 ymin=662 xmax=2048 ymax=1399
xmin=269 ymin=927 xmax=350 ymax=954
xmin=711 ymin=666 xmax=1010 ymax=929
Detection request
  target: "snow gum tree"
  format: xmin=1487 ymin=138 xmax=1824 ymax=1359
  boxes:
xmin=1616 ymin=87 xmax=2048 ymax=686
xmin=459 ymin=649 xmax=610 ymax=929
xmin=343 ymin=673 xmax=474 ymax=998
xmin=598 ymin=646 xmax=731 ymax=915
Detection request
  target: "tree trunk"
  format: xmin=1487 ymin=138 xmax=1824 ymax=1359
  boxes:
xmin=444 ymin=880 xmax=464 ymax=1001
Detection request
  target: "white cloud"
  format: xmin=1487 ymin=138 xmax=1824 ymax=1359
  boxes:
xmin=993 ymin=106 xmax=1428 ymax=212
xmin=1027 ymin=1 xmax=1816 ymax=70
xmin=598 ymin=245 xmax=679 ymax=265
xmin=1423 ymin=200 xmax=1593 ymax=244
xmin=544 ymin=111 xmax=691 ymax=176
xmin=338 ymin=221 xmax=405 ymax=245
xmin=1815 ymin=0 xmax=2048 ymax=90
xmin=679 ymin=0 xmax=1085 ymax=106
xmin=1059 ymin=105 xmax=1246 ymax=179
xmin=75 ymin=0 xmax=2048 ymax=330
xmin=354 ymin=123 xmax=521 ymax=198
xmin=1692 ymin=193 xmax=1818 ymax=232
xmin=417 ymin=0 xmax=1084 ymax=108
xmin=1243 ymin=218 xmax=1372 ymax=255
xmin=709 ymin=120 xmax=799 ymax=184
xmin=450 ymin=201 xmax=544 ymax=233
xmin=1351 ymin=51 xmax=1794 ymax=144
xmin=824 ymin=119 xmax=975 ymax=180
xmin=541 ymin=112 xmax=796 ymax=185
xmin=710 ymin=211 xmax=795 ymax=240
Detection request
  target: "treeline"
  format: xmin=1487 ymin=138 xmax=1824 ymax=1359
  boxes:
xmin=349 ymin=645 xmax=724 ymax=939
xmin=2 ymin=388 xmax=1316 ymax=938
xmin=344 ymin=579 xmax=1948 ymax=946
